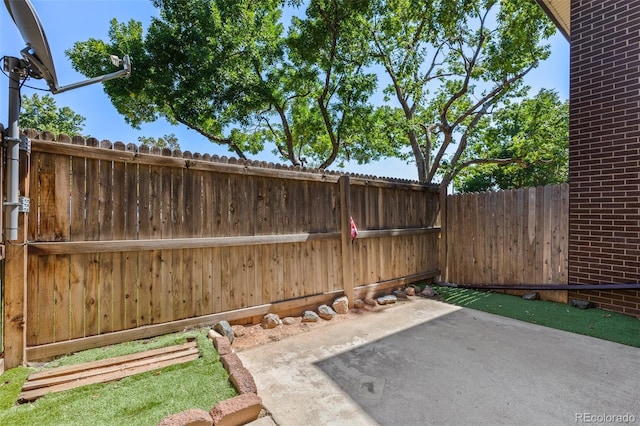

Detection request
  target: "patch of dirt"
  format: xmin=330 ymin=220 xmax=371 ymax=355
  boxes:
xmin=230 ymin=304 xmax=390 ymax=352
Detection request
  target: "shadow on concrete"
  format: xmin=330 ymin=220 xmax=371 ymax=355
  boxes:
xmin=313 ymin=308 xmax=640 ymax=425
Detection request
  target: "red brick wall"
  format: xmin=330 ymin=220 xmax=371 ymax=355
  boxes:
xmin=568 ymin=0 xmax=640 ymax=317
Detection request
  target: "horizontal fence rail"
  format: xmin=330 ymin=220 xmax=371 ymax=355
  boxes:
xmin=16 ymin=131 xmax=441 ymax=360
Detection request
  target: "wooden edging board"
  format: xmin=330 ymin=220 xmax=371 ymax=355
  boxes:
xmin=19 ymin=340 xmax=199 ymax=402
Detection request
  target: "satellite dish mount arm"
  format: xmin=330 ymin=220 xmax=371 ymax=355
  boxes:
xmin=49 ymin=54 xmax=131 ymax=94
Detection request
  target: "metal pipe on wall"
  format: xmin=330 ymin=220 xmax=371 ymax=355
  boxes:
xmin=4 ymin=56 xmax=22 ymax=241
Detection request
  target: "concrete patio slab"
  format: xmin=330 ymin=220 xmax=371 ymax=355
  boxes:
xmin=238 ymin=298 xmax=639 ymax=426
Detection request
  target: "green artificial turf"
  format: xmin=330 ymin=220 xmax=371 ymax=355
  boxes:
xmin=0 ymin=329 xmax=237 ymax=426
xmin=432 ymin=284 xmax=640 ymax=348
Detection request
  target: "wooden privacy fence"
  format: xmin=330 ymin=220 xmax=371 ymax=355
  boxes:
xmin=4 ymin=131 xmax=440 ymax=364
xmin=445 ymin=184 xmax=569 ymax=302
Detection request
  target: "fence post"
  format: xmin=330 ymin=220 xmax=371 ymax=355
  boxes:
xmin=3 ymin=134 xmax=30 ymax=368
xmin=439 ymin=185 xmax=447 ymax=284
xmin=339 ymin=176 xmax=354 ymax=307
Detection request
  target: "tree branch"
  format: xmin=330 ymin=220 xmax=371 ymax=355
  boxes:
xmin=166 ymin=102 xmax=246 ymax=159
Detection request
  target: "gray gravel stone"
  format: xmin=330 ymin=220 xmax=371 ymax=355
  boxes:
xmin=377 ymin=295 xmax=398 ymax=305
xmin=261 ymin=313 xmax=282 ymax=329
xmin=332 ymin=296 xmax=349 ymax=314
xmin=213 ymin=321 xmax=235 ymax=344
xmin=302 ymin=311 xmax=320 ymax=322
xmin=318 ymin=304 xmax=337 ymax=320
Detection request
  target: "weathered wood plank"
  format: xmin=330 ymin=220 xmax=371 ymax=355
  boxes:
xmin=99 ymin=157 xmax=114 ymax=334
xmin=559 ymin=183 xmax=570 ymax=285
xmin=123 ymin=160 xmax=139 ymax=330
xmin=20 ymin=349 xmax=199 ymax=402
xmin=495 ymin=191 xmax=505 ymax=284
xmin=182 ymin=168 xmax=195 ymax=318
xmin=339 ymin=176 xmax=354 ymax=306
xmin=202 ymin=247 xmax=214 ymax=315
xmin=282 ymin=243 xmax=295 ymax=300
xmin=273 ymin=244 xmax=286 ymax=303
xmin=138 ymin=163 xmax=152 ymax=326
xmin=330 ymin=239 xmax=342 ymax=293
xmin=111 ymin=145 xmax=126 ymax=332
xmin=36 ymin=152 xmax=57 ymax=241
xmin=220 ymin=247 xmax=232 ymax=312
xmin=149 ymin=164 xmax=163 ymax=324
xmin=191 ymin=170 xmax=204 ymax=317
xmin=362 ymin=272 xmax=439 ymax=305
xmin=212 ymin=247 xmax=223 ymax=312
xmin=26 ymin=341 xmax=197 ymax=382
xmin=200 ymin=171 xmax=215 ymax=315
xmin=53 ymin=255 xmax=70 ymax=342
xmin=159 ymin=162 xmax=173 ymax=324
xmin=171 ymin=166 xmax=185 ymax=320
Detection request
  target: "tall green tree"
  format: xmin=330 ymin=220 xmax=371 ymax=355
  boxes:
xmin=454 ymin=89 xmax=568 ymax=192
xmin=66 ymin=0 xmax=394 ymax=169
xmin=67 ymin=0 xmax=287 ymax=160
xmin=367 ymin=0 xmax=557 ymax=185
xmin=67 ymin=0 xmax=557 ymax=177
xmin=19 ymin=93 xmax=86 ymax=136
xmin=283 ymin=0 xmax=396 ymax=168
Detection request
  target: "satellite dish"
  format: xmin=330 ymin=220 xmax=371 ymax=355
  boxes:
xmin=4 ymin=0 xmax=59 ymax=90
xmin=2 ymin=0 xmax=132 ymax=241
xmin=3 ymin=0 xmax=131 ymax=94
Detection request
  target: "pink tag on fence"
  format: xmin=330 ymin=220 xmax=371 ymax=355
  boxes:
xmin=349 ymin=216 xmax=358 ymax=242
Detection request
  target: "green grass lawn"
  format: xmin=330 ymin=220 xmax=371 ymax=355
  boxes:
xmin=0 ymin=329 xmax=237 ymax=426
xmin=432 ymin=284 xmax=640 ymax=348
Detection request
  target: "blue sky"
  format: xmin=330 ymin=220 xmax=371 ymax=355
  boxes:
xmin=1 ymin=0 xmax=569 ymax=181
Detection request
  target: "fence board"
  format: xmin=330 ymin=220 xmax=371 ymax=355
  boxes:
xmin=171 ymin=167 xmax=185 ymax=319
xmin=516 ymin=189 xmax=526 ymax=285
xmin=273 ymin=245 xmax=286 ymax=302
xmin=123 ymin=161 xmax=138 ymax=329
xmin=37 ymin=256 xmax=55 ymax=345
xmin=23 ymin=146 xmax=42 ymax=343
xmin=54 ymin=255 xmax=70 ymax=342
xmin=220 ymin=246 xmax=232 ymax=312
xmin=99 ymin=157 xmax=114 ymax=334
xmin=494 ymin=192 xmax=504 ymax=285
xmin=112 ymin=145 xmax=126 ymax=331
xmin=138 ymin=163 xmax=152 ymax=325
xmin=159 ymin=161 xmax=173 ymax=324
xmin=212 ymin=247 xmax=223 ymax=312
xmin=26 ymin=226 xmax=39 ymax=347
xmin=82 ymin=147 xmax=100 ymax=336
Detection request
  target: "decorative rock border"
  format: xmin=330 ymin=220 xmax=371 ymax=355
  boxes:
xmin=158 ymin=286 xmax=431 ymax=425
xmin=157 ymin=332 xmax=264 ymax=426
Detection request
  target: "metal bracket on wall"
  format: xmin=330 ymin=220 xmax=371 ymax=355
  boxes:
xmin=3 ymin=136 xmax=19 ymax=147
xmin=19 ymin=134 xmax=31 ymax=152
xmin=18 ymin=196 xmax=30 ymax=213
